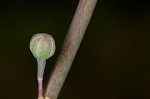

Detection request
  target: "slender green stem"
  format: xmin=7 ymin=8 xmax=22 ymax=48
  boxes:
xmin=37 ymin=59 xmax=46 ymax=98
xmin=44 ymin=0 xmax=97 ymax=99
xmin=37 ymin=59 xmax=46 ymax=79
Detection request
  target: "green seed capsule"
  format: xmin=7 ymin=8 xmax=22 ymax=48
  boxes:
xmin=30 ymin=33 xmax=55 ymax=60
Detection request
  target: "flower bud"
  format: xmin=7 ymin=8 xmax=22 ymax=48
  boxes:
xmin=30 ymin=33 xmax=55 ymax=60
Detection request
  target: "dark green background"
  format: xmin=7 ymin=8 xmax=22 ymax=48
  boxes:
xmin=0 ymin=0 xmax=150 ymax=99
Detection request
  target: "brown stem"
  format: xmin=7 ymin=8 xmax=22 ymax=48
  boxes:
xmin=44 ymin=0 xmax=97 ymax=99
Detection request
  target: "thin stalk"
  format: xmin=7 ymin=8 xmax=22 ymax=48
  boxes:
xmin=44 ymin=0 xmax=97 ymax=99
xmin=37 ymin=59 xmax=46 ymax=98
xmin=38 ymin=79 xmax=43 ymax=97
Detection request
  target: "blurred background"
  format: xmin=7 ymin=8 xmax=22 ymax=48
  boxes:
xmin=0 ymin=0 xmax=150 ymax=99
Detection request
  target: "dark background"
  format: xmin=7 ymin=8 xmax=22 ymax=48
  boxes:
xmin=0 ymin=0 xmax=150 ymax=99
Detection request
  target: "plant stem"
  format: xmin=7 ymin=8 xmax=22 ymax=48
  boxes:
xmin=38 ymin=79 xmax=43 ymax=97
xmin=44 ymin=0 xmax=97 ymax=99
xmin=37 ymin=59 xmax=46 ymax=98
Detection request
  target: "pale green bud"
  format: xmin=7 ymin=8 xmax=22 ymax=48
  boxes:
xmin=30 ymin=33 xmax=55 ymax=60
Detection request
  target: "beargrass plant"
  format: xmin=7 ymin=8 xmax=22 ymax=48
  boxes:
xmin=29 ymin=0 xmax=97 ymax=99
